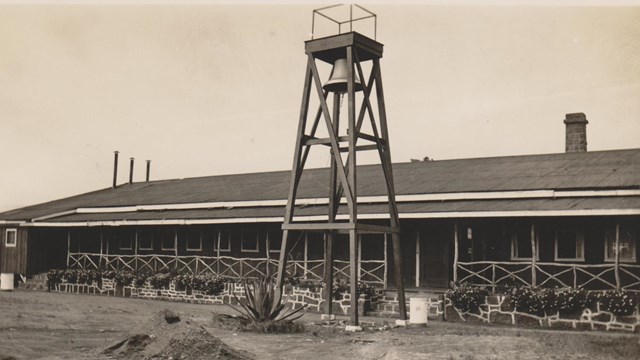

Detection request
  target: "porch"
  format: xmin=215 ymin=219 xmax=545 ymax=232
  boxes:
xmin=54 ymin=223 xmax=389 ymax=287
xmin=453 ymin=217 xmax=640 ymax=291
xmin=67 ymin=252 xmax=387 ymax=287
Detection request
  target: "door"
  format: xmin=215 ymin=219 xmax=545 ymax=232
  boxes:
xmin=420 ymin=224 xmax=451 ymax=289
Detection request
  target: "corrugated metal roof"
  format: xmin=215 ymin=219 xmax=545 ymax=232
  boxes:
xmin=2 ymin=148 xmax=639 ymax=222
xmin=38 ymin=196 xmax=640 ymax=223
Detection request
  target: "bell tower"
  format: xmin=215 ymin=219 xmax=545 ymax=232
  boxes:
xmin=275 ymin=5 xmax=407 ymax=327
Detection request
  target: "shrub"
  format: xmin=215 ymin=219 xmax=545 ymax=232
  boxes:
xmin=151 ymin=273 xmax=230 ymax=294
xmin=114 ymin=271 xmax=134 ymax=287
xmin=173 ymin=274 xmax=193 ymax=290
xmin=446 ymin=283 xmax=489 ymax=313
xmin=46 ymin=269 xmax=63 ymax=288
xmin=76 ymin=270 xmax=90 ymax=285
xmin=536 ymin=287 xmax=558 ymax=314
xmin=594 ymin=290 xmax=639 ymax=316
xmin=358 ymin=282 xmax=378 ymax=300
xmin=196 ymin=274 xmax=228 ymax=296
xmin=149 ymin=272 xmax=173 ymax=289
xmin=326 ymin=277 xmax=379 ymax=300
xmin=62 ymin=269 xmax=79 ymax=284
xmin=509 ymin=286 xmax=543 ymax=315
xmin=287 ymin=277 xmax=323 ymax=291
xmin=555 ymin=288 xmax=587 ymax=314
xmin=75 ymin=269 xmax=101 ymax=285
xmin=331 ymin=277 xmax=350 ymax=298
xmin=227 ymin=276 xmax=307 ymax=333
xmin=509 ymin=287 xmax=589 ymax=316
xmin=133 ymin=272 xmax=149 ymax=287
xmin=101 ymin=270 xmax=117 ymax=280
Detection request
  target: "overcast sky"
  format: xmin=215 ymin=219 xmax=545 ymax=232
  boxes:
xmin=1 ymin=1 xmax=639 ymax=212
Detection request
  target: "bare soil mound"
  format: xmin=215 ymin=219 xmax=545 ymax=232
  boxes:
xmin=103 ymin=309 xmax=252 ymax=360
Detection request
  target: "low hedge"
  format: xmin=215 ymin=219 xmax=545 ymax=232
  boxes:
xmin=447 ymin=283 xmax=640 ymax=317
xmin=46 ymin=268 xmax=230 ymax=296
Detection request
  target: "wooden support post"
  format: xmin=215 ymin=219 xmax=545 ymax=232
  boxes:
xmin=324 ymin=232 xmax=334 ymax=315
xmin=492 ymin=264 xmax=496 ymax=293
xmin=358 ymin=235 xmax=362 ymax=281
xmin=615 ymin=223 xmax=621 ymax=290
xmin=304 ymin=233 xmax=309 ymax=278
xmin=390 ymin=233 xmax=406 ymax=319
xmin=324 ymin=91 xmax=340 ymax=316
xmin=67 ymin=231 xmax=71 ymax=268
xmin=265 ymin=230 xmax=271 ymax=279
xmin=415 ymin=232 xmax=420 ymax=288
xmin=453 ymin=223 xmax=458 ymax=284
xmin=276 ymin=57 xmax=313 ymax=293
xmin=349 ymin=229 xmax=359 ymax=325
xmin=374 ymin=57 xmax=406 ymax=321
xmin=531 ymin=223 xmax=536 ymax=288
xmin=99 ymin=232 xmax=104 ymax=270
xmin=383 ymin=234 xmax=388 ymax=289
xmin=346 ymin=46 xmax=360 ymax=326
xmin=174 ymin=230 xmax=178 ymax=271
xmin=104 ymin=233 xmax=110 ymax=271
xmin=195 ymin=233 xmax=199 ymax=275
xmin=134 ymin=230 xmax=138 ymax=272
xmin=216 ymin=230 xmax=221 ymax=275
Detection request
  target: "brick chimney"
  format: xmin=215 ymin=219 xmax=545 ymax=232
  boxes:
xmin=564 ymin=113 xmax=588 ymax=153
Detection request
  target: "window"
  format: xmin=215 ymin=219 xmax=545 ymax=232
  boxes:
xmin=183 ymin=230 xmax=202 ymax=252
xmin=510 ymin=228 xmax=539 ymax=260
xmin=118 ymin=233 xmax=133 ymax=250
xmin=5 ymin=229 xmax=17 ymax=247
xmin=605 ymin=226 xmax=637 ymax=263
xmin=555 ymin=229 xmax=584 ymax=261
xmin=214 ymin=230 xmax=231 ymax=252
xmin=160 ymin=231 xmax=176 ymax=251
xmin=241 ymin=230 xmax=259 ymax=252
xmin=137 ymin=231 xmax=154 ymax=250
xmin=268 ymin=230 xmax=282 ymax=253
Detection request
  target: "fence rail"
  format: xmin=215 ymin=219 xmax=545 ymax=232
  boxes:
xmin=457 ymin=261 xmax=640 ymax=291
xmin=68 ymin=253 xmax=386 ymax=287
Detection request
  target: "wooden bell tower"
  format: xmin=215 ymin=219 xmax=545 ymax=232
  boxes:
xmin=275 ymin=5 xmax=407 ymax=326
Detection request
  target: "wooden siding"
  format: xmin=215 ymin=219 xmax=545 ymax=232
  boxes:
xmin=0 ymin=226 xmax=28 ymax=274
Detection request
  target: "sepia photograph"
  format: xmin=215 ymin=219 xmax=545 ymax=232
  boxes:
xmin=0 ymin=1 xmax=639 ymax=359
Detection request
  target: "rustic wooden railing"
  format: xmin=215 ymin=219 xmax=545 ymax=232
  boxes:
xmin=68 ymin=252 xmax=386 ymax=287
xmin=457 ymin=261 xmax=640 ymax=292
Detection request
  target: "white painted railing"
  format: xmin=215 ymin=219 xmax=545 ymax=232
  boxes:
xmin=457 ymin=261 xmax=640 ymax=291
xmin=68 ymin=252 xmax=386 ymax=287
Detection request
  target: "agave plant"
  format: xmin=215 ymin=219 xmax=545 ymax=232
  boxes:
xmin=227 ymin=276 xmax=307 ymax=332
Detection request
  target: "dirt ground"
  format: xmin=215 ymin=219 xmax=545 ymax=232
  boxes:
xmin=0 ymin=291 xmax=639 ymax=360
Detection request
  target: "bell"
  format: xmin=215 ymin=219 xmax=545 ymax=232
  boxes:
xmin=323 ymin=58 xmax=363 ymax=93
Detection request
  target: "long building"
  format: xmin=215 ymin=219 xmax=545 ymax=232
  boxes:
xmin=1 ymin=113 xmax=639 ymax=291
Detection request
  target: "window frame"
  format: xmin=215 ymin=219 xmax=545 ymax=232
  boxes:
xmin=604 ymin=226 xmax=637 ymax=263
xmin=214 ymin=230 xmax=231 ymax=252
xmin=240 ymin=230 xmax=260 ymax=253
xmin=137 ymin=231 xmax=154 ymax=251
xmin=118 ymin=233 xmax=133 ymax=251
xmin=5 ymin=228 xmax=17 ymax=248
xmin=160 ymin=231 xmax=177 ymax=251
xmin=184 ymin=231 xmax=203 ymax=252
xmin=554 ymin=229 xmax=585 ymax=262
xmin=267 ymin=230 xmax=282 ymax=253
xmin=509 ymin=229 xmax=539 ymax=261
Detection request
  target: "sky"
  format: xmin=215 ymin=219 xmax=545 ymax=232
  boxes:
xmin=1 ymin=1 xmax=639 ymax=212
